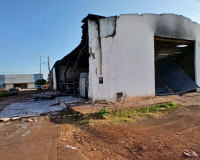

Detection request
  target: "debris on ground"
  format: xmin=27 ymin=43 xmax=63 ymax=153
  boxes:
xmin=66 ymin=100 xmax=91 ymax=107
xmin=0 ymin=96 xmax=86 ymax=121
xmin=27 ymin=118 xmax=34 ymax=122
xmin=1 ymin=92 xmax=200 ymax=159
xmin=60 ymin=103 xmax=66 ymax=109
xmin=183 ymin=150 xmax=198 ymax=158
xmin=1 ymin=118 xmax=11 ymax=123
xmin=33 ymin=91 xmax=60 ymax=101
xmin=11 ymin=117 xmax=21 ymax=121
xmin=65 ymin=145 xmax=77 ymax=150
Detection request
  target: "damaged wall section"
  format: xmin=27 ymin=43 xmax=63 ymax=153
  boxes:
xmin=88 ymin=14 xmax=200 ymax=101
xmin=88 ymin=16 xmax=118 ymax=101
xmin=49 ymin=15 xmax=104 ymax=96
xmin=99 ymin=16 xmax=117 ymax=38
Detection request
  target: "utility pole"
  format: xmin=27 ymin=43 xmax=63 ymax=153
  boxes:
xmin=40 ymin=56 xmax=42 ymax=78
xmin=48 ymin=55 xmax=52 ymax=89
xmin=48 ymin=56 xmax=50 ymax=73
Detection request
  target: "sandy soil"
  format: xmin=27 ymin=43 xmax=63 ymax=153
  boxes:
xmin=0 ymin=92 xmax=200 ymax=160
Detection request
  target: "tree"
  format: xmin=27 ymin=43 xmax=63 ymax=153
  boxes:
xmin=35 ymin=79 xmax=47 ymax=85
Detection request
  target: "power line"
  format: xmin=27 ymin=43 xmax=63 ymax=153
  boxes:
xmin=0 ymin=46 xmax=39 ymax=60
xmin=0 ymin=45 xmax=49 ymax=75
xmin=0 ymin=44 xmax=39 ymax=60
xmin=165 ymin=0 xmax=200 ymax=15
xmin=1 ymin=63 xmax=38 ymax=68
xmin=0 ymin=60 xmax=38 ymax=65
xmin=153 ymin=0 xmax=200 ymax=16
xmin=0 ymin=41 xmax=51 ymax=80
xmin=152 ymin=0 xmax=200 ymax=23
xmin=0 ymin=39 xmax=43 ymax=59
xmin=0 ymin=40 xmax=49 ymax=68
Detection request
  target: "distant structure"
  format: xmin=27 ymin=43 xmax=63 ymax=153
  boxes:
xmin=0 ymin=74 xmax=42 ymax=89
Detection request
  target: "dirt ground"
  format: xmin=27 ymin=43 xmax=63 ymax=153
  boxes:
xmin=71 ymin=92 xmax=200 ymax=114
xmin=0 ymin=92 xmax=200 ymax=160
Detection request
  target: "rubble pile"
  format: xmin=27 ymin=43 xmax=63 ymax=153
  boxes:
xmin=33 ymin=91 xmax=60 ymax=101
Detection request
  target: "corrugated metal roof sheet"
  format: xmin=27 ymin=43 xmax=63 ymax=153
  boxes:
xmin=155 ymin=57 xmax=199 ymax=95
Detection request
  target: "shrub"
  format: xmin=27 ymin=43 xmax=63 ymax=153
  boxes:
xmin=98 ymin=108 xmax=111 ymax=119
xmin=35 ymin=79 xmax=47 ymax=85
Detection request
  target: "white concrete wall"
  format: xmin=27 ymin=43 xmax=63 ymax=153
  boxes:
xmin=52 ymin=67 xmax=57 ymax=90
xmin=88 ymin=19 xmax=102 ymax=101
xmin=88 ymin=14 xmax=200 ymax=101
xmin=4 ymin=74 xmax=41 ymax=83
xmin=28 ymin=83 xmax=35 ymax=89
xmin=5 ymin=84 xmax=13 ymax=89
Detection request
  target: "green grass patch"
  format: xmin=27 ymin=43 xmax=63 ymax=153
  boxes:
xmin=111 ymin=102 xmax=178 ymax=122
xmin=55 ymin=102 xmax=178 ymax=125
xmin=77 ymin=102 xmax=178 ymax=124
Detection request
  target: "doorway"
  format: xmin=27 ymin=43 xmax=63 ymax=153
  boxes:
xmin=154 ymin=36 xmax=198 ymax=95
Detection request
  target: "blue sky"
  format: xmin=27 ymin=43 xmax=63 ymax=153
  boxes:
xmin=0 ymin=0 xmax=199 ymax=79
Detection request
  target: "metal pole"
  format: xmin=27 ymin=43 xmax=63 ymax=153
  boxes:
xmin=48 ymin=56 xmax=50 ymax=73
xmin=40 ymin=56 xmax=42 ymax=78
xmin=48 ymin=56 xmax=52 ymax=89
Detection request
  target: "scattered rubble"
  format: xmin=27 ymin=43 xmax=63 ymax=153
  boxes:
xmin=183 ymin=150 xmax=198 ymax=158
xmin=33 ymin=91 xmax=60 ymax=101
xmin=60 ymin=103 xmax=66 ymax=109
xmin=65 ymin=145 xmax=77 ymax=150
xmin=11 ymin=117 xmax=21 ymax=121
xmin=0 ymin=96 xmax=86 ymax=121
xmin=27 ymin=118 xmax=34 ymax=122
xmin=1 ymin=118 xmax=11 ymax=123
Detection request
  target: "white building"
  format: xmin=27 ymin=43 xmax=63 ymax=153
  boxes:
xmin=0 ymin=74 xmax=42 ymax=89
xmin=51 ymin=14 xmax=200 ymax=102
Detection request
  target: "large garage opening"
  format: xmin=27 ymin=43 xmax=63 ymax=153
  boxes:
xmin=154 ymin=36 xmax=199 ymax=95
xmin=14 ymin=83 xmax=28 ymax=89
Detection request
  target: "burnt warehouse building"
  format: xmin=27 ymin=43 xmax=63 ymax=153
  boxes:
xmin=50 ymin=14 xmax=200 ymax=102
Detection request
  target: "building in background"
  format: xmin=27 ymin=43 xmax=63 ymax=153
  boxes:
xmin=0 ymin=74 xmax=43 ymax=89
